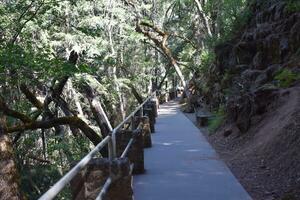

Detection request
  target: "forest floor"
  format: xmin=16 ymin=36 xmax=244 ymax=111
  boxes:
xmin=183 ymin=86 xmax=300 ymax=200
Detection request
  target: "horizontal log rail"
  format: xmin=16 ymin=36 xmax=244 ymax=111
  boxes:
xmin=38 ymin=91 xmax=157 ymax=200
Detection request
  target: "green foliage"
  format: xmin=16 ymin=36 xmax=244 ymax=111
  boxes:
xmin=204 ymin=0 xmax=251 ymax=44
xmin=16 ymin=131 xmax=91 ymax=199
xmin=20 ymin=164 xmax=71 ymax=200
xmin=0 ymin=0 xmax=262 ymax=199
xmin=286 ymin=0 xmax=300 ymax=13
xmin=197 ymin=50 xmax=215 ymax=73
xmin=275 ymin=69 xmax=300 ymax=88
xmin=208 ymin=106 xmax=225 ymax=133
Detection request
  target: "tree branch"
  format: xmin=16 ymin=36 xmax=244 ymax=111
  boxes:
xmin=136 ymin=20 xmax=187 ymax=89
xmin=0 ymin=97 xmax=32 ymax=123
xmin=128 ymin=84 xmax=144 ymax=104
xmin=6 ymin=116 xmax=101 ymax=146
xmin=158 ymin=66 xmax=171 ymax=90
xmin=20 ymin=84 xmax=44 ymax=109
xmin=11 ymin=1 xmax=44 ymax=44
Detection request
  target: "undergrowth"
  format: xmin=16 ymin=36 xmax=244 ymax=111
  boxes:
xmin=286 ymin=0 xmax=300 ymax=13
xmin=208 ymin=106 xmax=225 ymax=134
xmin=275 ymin=69 xmax=300 ymax=88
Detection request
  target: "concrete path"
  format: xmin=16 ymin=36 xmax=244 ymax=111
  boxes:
xmin=133 ymin=101 xmax=252 ymax=200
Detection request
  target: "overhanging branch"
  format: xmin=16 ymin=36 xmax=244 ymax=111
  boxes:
xmin=6 ymin=116 xmax=101 ymax=146
xmin=0 ymin=97 xmax=32 ymax=123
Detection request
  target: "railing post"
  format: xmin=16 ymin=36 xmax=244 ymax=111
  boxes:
xmin=130 ymin=116 xmax=135 ymax=130
xmin=140 ymin=106 xmax=143 ymax=117
xmin=111 ymin=129 xmax=117 ymax=159
xmin=108 ymin=137 xmax=114 ymax=161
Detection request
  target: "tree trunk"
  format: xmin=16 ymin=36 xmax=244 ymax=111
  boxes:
xmin=194 ymin=0 xmax=212 ymax=37
xmin=113 ymin=66 xmax=126 ymax=120
xmin=135 ymin=21 xmax=188 ymax=92
xmin=68 ymin=80 xmax=84 ymax=116
xmin=129 ymin=84 xmax=144 ymax=104
xmin=85 ymin=85 xmax=113 ymax=136
xmin=0 ymin=118 xmax=22 ymax=200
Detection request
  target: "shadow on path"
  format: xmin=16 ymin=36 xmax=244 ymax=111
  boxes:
xmin=133 ymin=101 xmax=252 ymax=200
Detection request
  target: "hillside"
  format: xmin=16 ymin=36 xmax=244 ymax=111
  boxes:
xmin=188 ymin=1 xmax=300 ymax=199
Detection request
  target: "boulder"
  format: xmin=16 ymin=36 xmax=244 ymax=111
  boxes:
xmin=234 ymin=41 xmax=257 ymax=65
xmin=242 ymin=69 xmax=263 ymax=81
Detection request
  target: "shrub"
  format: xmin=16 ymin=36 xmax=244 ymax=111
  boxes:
xmin=198 ymin=50 xmax=215 ymax=73
xmin=286 ymin=0 xmax=300 ymax=13
xmin=208 ymin=106 xmax=225 ymax=133
xmin=275 ymin=69 xmax=300 ymax=88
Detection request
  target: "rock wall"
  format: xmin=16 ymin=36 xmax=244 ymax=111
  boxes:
xmin=194 ymin=1 xmax=300 ymax=199
xmin=196 ymin=0 xmax=300 ymax=134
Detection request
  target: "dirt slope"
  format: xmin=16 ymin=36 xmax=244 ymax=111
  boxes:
xmin=207 ymin=86 xmax=300 ymax=200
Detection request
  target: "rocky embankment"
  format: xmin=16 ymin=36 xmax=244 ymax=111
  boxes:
xmin=189 ymin=0 xmax=300 ymax=199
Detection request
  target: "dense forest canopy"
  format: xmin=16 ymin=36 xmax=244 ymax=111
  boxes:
xmin=2 ymin=0 xmax=299 ymax=199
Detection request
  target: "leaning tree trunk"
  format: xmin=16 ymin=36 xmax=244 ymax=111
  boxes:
xmin=112 ymin=66 xmax=126 ymax=120
xmin=194 ymin=0 xmax=212 ymax=37
xmin=135 ymin=21 xmax=189 ymax=96
xmin=0 ymin=118 xmax=22 ymax=200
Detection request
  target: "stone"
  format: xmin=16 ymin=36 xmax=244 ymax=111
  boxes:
xmin=226 ymin=97 xmax=239 ymax=123
xmin=233 ymin=41 xmax=257 ymax=65
xmin=197 ymin=116 xmax=209 ymax=127
xmin=290 ymin=20 xmax=300 ymax=52
xmin=70 ymin=158 xmax=133 ymax=200
xmin=141 ymin=116 xmax=152 ymax=148
xmin=265 ymin=34 xmax=281 ymax=64
xmin=223 ymin=129 xmax=233 ymax=137
xmin=149 ymin=100 xmax=158 ymax=117
xmin=242 ymin=69 xmax=263 ymax=81
xmin=116 ymin=130 xmax=145 ymax=174
xmin=253 ymin=51 xmax=265 ymax=70
xmin=215 ymin=43 xmax=235 ymax=72
xmin=233 ymin=65 xmax=250 ymax=74
xmin=265 ymin=64 xmax=281 ymax=79
xmin=143 ymin=107 xmax=155 ymax=133
xmin=254 ymin=24 xmax=272 ymax=40
xmin=279 ymin=37 xmax=289 ymax=58
xmin=131 ymin=116 xmax=152 ymax=148
xmin=255 ymin=72 xmax=268 ymax=87
xmin=195 ymin=108 xmax=212 ymax=127
xmin=236 ymin=96 xmax=253 ymax=133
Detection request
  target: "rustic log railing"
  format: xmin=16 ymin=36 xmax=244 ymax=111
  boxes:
xmin=38 ymin=91 xmax=157 ymax=200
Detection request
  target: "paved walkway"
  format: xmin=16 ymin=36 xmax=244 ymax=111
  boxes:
xmin=133 ymin=101 xmax=252 ymax=200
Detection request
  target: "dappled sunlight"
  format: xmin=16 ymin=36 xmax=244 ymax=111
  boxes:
xmin=175 ymin=171 xmax=189 ymax=177
xmin=2 ymin=0 xmax=285 ymax=198
xmin=158 ymin=104 xmax=180 ymax=117
xmin=185 ymin=149 xmax=201 ymax=152
xmin=134 ymin=100 xmax=251 ymax=200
